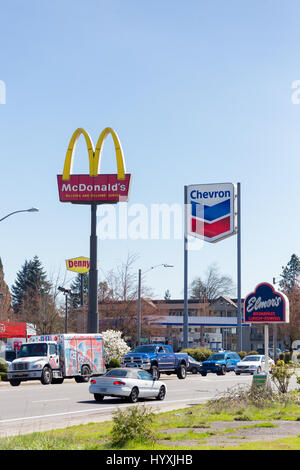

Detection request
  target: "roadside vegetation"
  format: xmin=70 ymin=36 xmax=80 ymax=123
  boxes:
xmin=2 ymin=361 xmax=300 ymax=450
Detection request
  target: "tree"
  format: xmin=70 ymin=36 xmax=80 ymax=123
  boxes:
xmin=190 ymin=263 xmax=235 ymax=301
xmin=279 ymin=254 xmax=300 ymax=293
xmin=98 ymin=253 xmax=155 ymax=345
xmin=101 ymin=329 xmax=130 ymax=364
xmin=70 ymin=273 xmax=89 ymax=308
xmin=11 ymin=256 xmax=51 ymax=312
xmin=278 ymin=286 xmax=300 ymax=350
xmin=11 ymin=256 xmax=63 ymax=334
xmin=0 ymin=258 xmax=13 ymax=321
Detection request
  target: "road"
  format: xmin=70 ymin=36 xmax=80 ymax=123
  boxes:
xmin=0 ymin=371 xmax=298 ymax=438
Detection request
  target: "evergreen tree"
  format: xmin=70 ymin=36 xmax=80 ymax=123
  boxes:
xmin=70 ymin=273 xmax=89 ymax=307
xmin=279 ymin=254 xmax=300 ymax=293
xmin=11 ymin=256 xmax=51 ymax=312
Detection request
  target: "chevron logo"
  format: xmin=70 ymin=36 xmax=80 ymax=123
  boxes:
xmin=187 ymin=183 xmax=236 ymax=243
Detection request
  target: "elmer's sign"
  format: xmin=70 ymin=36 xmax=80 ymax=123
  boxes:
xmin=244 ymin=283 xmax=289 ymax=324
xmin=66 ymin=257 xmax=90 ymax=274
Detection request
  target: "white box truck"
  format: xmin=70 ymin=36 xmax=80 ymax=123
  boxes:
xmin=7 ymin=333 xmax=105 ymax=386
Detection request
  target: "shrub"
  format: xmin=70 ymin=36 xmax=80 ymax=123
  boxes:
xmin=108 ymin=358 xmax=120 ymax=369
xmin=180 ymin=348 xmax=211 ymax=362
xmin=0 ymin=358 xmax=7 ymax=373
xmin=237 ymin=351 xmax=247 ymax=359
xmin=247 ymin=350 xmax=259 ymax=356
xmin=0 ymin=358 xmax=8 ymax=382
xmin=270 ymin=360 xmax=295 ymax=393
xmin=110 ymin=405 xmax=156 ymax=447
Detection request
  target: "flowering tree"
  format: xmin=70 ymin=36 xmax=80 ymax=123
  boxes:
xmin=101 ymin=329 xmax=130 ymax=364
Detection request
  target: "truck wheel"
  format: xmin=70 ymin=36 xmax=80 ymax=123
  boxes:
xmin=41 ymin=367 xmax=52 ymax=385
xmin=150 ymin=365 xmax=160 ymax=380
xmin=75 ymin=365 xmax=91 ymax=383
xmin=177 ymin=364 xmax=187 ymax=379
xmin=10 ymin=379 xmax=21 ymax=386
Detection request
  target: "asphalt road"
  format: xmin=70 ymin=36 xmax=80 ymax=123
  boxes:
xmin=0 ymin=371 xmax=298 ymax=438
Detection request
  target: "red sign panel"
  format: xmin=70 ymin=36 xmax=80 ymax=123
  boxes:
xmin=57 ymin=174 xmax=131 ymax=204
xmin=0 ymin=321 xmax=27 ymax=338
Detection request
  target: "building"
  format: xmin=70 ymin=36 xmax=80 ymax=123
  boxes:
xmin=78 ymin=296 xmax=283 ymax=352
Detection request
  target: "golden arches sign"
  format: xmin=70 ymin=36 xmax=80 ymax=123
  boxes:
xmin=57 ymin=127 xmax=131 ymax=204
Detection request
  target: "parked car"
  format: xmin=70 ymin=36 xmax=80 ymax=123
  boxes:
xmin=235 ymin=355 xmax=274 ymax=375
xmin=187 ymin=356 xmax=202 ymax=374
xmin=89 ymin=367 xmax=167 ymax=403
xmin=199 ymin=351 xmax=241 ymax=376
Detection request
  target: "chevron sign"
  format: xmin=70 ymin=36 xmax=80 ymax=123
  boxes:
xmin=187 ymin=183 xmax=237 ymax=243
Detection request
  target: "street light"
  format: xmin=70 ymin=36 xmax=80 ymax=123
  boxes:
xmin=137 ymin=264 xmax=174 ymax=345
xmin=58 ymin=286 xmax=72 ymax=334
xmin=0 ymin=207 xmax=39 ymax=222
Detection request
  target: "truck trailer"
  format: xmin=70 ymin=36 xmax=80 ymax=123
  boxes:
xmin=7 ymin=333 xmax=105 ymax=386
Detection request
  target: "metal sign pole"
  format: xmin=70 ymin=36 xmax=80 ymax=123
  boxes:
xmin=237 ymin=182 xmax=242 ymax=351
xmin=88 ymin=203 xmax=99 ymax=333
xmin=264 ymin=324 xmax=269 ymax=373
xmin=183 ymin=185 xmax=189 ymax=349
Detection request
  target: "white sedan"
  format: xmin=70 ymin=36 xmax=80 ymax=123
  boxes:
xmin=89 ymin=368 xmax=167 ymax=403
xmin=235 ymin=355 xmax=274 ymax=375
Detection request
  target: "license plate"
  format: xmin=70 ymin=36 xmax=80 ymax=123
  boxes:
xmin=99 ymin=388 xmax=107 ymax=392
xmin=18 ymin=372 xmax=23 ymax=376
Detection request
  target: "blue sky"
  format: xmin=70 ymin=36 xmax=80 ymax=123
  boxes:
xmin=1 ymin=0 xmax=300 ymax=300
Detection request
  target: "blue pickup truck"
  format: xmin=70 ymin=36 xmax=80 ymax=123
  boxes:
xmin=121 ymin=344 xmax=189 ymax=379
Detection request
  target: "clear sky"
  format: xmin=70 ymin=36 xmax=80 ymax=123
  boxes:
xmin=0 ymin=0 xmax=300 ymax=301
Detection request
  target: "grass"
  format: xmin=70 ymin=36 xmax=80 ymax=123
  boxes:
xmin=2 ymin=387 xmax=300 ymax=450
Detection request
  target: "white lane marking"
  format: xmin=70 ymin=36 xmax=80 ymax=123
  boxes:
xmin=0 ymin=397 xmax=206 ymax=424
xmin=32 ymin=398 xmax=70 ymax=403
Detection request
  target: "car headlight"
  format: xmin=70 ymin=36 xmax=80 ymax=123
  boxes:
xmin=215 ymin=363 xmax=220 ymax=366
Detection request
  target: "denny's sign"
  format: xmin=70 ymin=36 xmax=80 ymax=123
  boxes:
xmin=66 ymin=257 xmax=90 ymax=274
xmin=57 ymin=128 xmax=131 ymax=204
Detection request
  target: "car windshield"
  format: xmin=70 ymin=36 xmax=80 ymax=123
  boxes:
xmin=242 ymin=356 xmax=261 ymax=362
xmin=132 ymin=346 xmax=157 ymax=353
xmin=18 ymin=343 xmax=48 ymax=358
xmin=208 ymin=354 xmax=225 ymax=361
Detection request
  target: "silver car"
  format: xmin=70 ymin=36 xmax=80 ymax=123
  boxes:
xmin=235 ymin=355 xmax=274 ymax=375
xmin=89 ymin=367 xmax=167 ymax=403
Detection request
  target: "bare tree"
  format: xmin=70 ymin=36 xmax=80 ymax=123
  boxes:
xmin=190 ymin=263 xmax=235 ymax=301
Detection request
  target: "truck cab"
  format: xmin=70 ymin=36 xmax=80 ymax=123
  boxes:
xmin=8 ymin=341 xmax=61 ymax=386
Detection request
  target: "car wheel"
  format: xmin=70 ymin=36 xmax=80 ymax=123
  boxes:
xmin=156 ymin=385 xmax=166 ymax=401
xmin=235 ymin=372 xmax=240 ymax=375
xmin=191 ymin=367 xmax=198 ymax=374
xmin=217 ymin=365 xmax=226 ymax=376
xmin=128 ymin=387 xmax=139 ymax=403
xmin=200 ymin=372 xmax=207 ymax=376
xmin=150 ymin=365 xmax=160 ymax=380
xmin=9 ymin=379 xmax=21 ymax=386
xmin=94 ymin=394 xmax=104 ymax=402
xmin=41 ymin=367 xmax=52 ymax=385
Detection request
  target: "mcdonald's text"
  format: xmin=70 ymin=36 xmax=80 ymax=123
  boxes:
xmin=57 ymin=174 xmax=131 ymax=204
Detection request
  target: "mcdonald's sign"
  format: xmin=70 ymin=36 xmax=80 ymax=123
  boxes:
xmin=57 ymin=128 xmax=131 ymax=204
